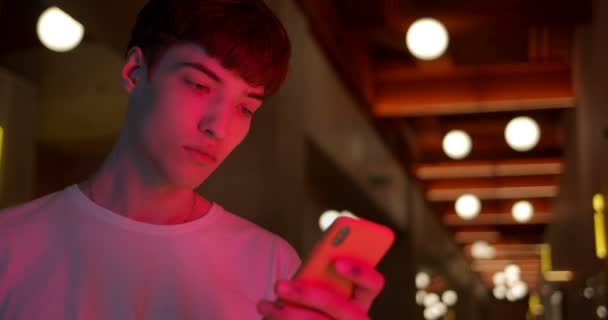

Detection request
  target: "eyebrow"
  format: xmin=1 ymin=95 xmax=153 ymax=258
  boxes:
xmin=180 ymin=62 xmax=222 ymax=83
xmin=179 ymin=62 xmax=264 ymax=102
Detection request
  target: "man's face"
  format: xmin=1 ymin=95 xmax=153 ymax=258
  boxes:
xmin=124 ymin=43 xmax=264 ymax=189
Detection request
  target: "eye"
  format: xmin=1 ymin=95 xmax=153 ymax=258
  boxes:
xmin=184 ymin=78 xmax=209 ymax=92
xmin=239 ymin=105 xmax=254 ymax=117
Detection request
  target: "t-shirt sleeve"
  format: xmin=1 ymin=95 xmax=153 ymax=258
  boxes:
xmin=279 ymin=240 xmax=302 ymax=280
xmin=273 ymin=237 xmax=302 ymax=280
xmin=264 ymin=237 xmax=302 ymax=301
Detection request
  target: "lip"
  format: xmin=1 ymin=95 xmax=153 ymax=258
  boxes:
xmin=183 ymin=146 xmax=217 ymax=165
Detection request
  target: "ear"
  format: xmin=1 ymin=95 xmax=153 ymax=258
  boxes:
xmin=122 ymin=47 xmax=146 ymax=94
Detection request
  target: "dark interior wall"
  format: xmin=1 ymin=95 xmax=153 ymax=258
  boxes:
xmin=0 ymin=69 xmax=37 ymax=209
xmin=547 ymin=0 xmax=608 ymax=317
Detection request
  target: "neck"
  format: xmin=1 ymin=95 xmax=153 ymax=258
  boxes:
xmin=79 ymin=134 xmax=211 ymax=225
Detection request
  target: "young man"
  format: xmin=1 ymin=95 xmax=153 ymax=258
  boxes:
xmin=0 ymin=0 xmax=385 ymax=319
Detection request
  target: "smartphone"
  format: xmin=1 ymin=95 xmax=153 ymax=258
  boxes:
xmin=293 ymin=216 xmax=395 ymax=298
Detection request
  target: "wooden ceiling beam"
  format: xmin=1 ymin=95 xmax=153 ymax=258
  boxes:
xmin=426 ymin=175 xmax=557 ymax=190
xmin=463 ymin=243 xmax=542 ymax=260
xmin=454 ymin=230 xmax=544 ymax=244
xmin=426 ymin=176 xmax=558 ymax=201
xmin=473 ymin=258 xmax=540 ymax=267
xmin=376 ymin=61 xmax=571 ymax=82
xmin=374 ymin=67 xmax=574 ymax=117
xmin=443 ymin=211 xmax=552 ymax=227
xmin=415 ymin=158 xmax=563 ymax=180
xmin=428 ymin=186 xmax=557 ymax=201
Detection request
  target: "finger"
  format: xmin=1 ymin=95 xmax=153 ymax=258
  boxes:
xmin=334 ymin=259 xmax=385 ymax=310
xmin=257 ymin=299 xmax=332 ymax=320
xmin=273 ymin=280 xmax=368 ymax=320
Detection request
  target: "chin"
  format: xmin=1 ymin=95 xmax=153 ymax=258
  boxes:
xmin=167 ymin=168 xmax=212 ymax=190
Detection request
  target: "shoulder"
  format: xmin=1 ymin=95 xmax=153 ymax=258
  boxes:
xmin=0 ymin=189 xmax=68 ymax=269
xmin=0 ymin=188 xmax=66 ymax=228
xmin=212 ymin=204 xmax=301 ymax=271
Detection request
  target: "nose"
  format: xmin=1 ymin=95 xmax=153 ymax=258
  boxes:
xmin=198 ymin=99 xmax=231 ymax=140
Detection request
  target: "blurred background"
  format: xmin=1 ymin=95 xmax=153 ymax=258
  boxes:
xmin=0 ymin=0 xmax=607 ymax=318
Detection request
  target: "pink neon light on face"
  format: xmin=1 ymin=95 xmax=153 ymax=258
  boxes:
xmin=126 ymin=43 xmax=264 ymax=189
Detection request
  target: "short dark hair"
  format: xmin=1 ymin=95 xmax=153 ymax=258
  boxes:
xmin=126 ymin=0 xmax=291 ymax=97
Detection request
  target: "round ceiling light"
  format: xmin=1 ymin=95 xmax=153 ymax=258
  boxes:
xmin=471 ymin=241 xmax=496 ymax=259
xmin=512 ymin=201 xmax=534 ymax=223
xmin=455 ymin=194 xmax=481 ymax=220
xmin=597 ymin=305 xmax=608 ymax=319
xmin=505 ymin=116 xmax=540 ymax=152
xmin=37 ymin=6 xmax=85 ymax=52
xmin=319 ymin=210 xmax=340 ymax=231
xmin=510 ymin=281 xmax=528 ymax=300
xmin=423 ymin=293 xmax=440 ymax=308
xmin=505 ymin=264 xmax=521 ymax=285
xmin=416 ymin=290 xmax=427 ymax=305
xmin=442 ymin=130 xmax=472 ymax=160
xmin=493 ymin=272 xmax=506 ymax=287
xmin=318 ymin=210 xmax=358 ymax=231
xmin=416 ymin=272 xmax=431 ymax=289
xmin=442 ymin=290 xmax=458 ymax=306
xmin=493 ymin=285 xmax=507 ymax=300
xmin=406 ymin=18 xmax=449 ymax=60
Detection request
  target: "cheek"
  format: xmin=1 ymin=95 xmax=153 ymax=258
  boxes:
xmin=132 ymin=94 xmax=192 ymax=158
xmin=147 ymin=88 xmax=199 ymax=135
xmin=221 ymin=119 xmax=251 ymax=155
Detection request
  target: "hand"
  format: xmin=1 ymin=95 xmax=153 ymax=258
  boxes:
xmin=257 ymin=258 xmax=385 ymax=319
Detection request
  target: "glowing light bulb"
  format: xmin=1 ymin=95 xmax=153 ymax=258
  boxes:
xmin=416 ymin=272 xmax=431 ymax=289
xmin=493 ymin=285 xmax=507 ymax=299
xmin=505 ymin=264 xmax=521 ymax=285
xmin=597 ymin=305 xmax=607 ymax=319
xmin=423 ymin=293 xmax=440 ymax=307
xmin=442 ymin=130 xmax=472 ymax=160
xmin=505 ymin=116 xmax=540 ymax=151
xmin=471 ymin=241 xmax=496 ymax=259
xmin=493 ymin=272 xmax=506 ymax=286
xmin=442 ymin=290 xmax=458 ymax=306
xmin=416 ymin=290 xmax=427 ymax=305
xmin=510 ymin=281 xmax=528 ymax=300
xmin=319 ymin=210 xmax=340 ymax=231
xmin=37 ymin=7 xmax=84 ymax=52
xmin=512 ymin=201 xmax=534 ymax=223
xmin=406 ymin=18 xmax=449 ymax=60
xmin=455 ymin=194 xmax=481 ymax=220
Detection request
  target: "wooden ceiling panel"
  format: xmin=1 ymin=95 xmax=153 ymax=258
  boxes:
xmin=374 ymin=67 xmax=573 ymax=117
xmin=443 ymin=212 xmax=552 ymax=227
xmin=454 ymin=226 xmax=546 ymax=245
xmin=415 ymin=158 xmax=563 ymax=179
xmin=449 ymin=29 xmax=530 ymax=65
xmin=463 ymin=243 xmax=542 ymax=259
xmin=294 ymin=0 xmax=584 ymax=293
xmin=386 ymin=0 xmax=591 ymax=34
xmin=425 ymin=176 xmax=558 ymax=191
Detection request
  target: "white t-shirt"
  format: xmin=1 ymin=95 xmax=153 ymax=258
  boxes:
xmin=0 ymin=185 xmax=301 ymax=319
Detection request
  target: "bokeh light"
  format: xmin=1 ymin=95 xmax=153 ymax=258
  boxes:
xmin=406 ymin=18 xmax=449 ymax=60
xmin=442 ymin=130 xmax=472 ymax=159
xmin=512 ymin=200 xmax=534 ymax=223
xmin=455 ymin=194 xmax=481 ymax=220
xmin=505 ymin=116 xmax=540 ymax=151
xmin=37 ymin=7 xmax=84 ymax=52
xmin=442 ymin=290 xmax=458 ymax=306
xmin=416 ymin=272 xmax=431 ymax=289
xmin=471 ymin=241 xmax=496 ymax=259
